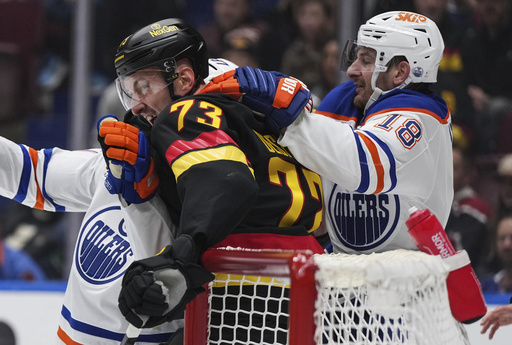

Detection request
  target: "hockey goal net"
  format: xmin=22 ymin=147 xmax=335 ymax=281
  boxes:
xmin=184 ymin=248 xmax=470 ymax=345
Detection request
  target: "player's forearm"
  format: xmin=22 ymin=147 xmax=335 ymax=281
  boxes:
xmin=0 ymin=140 xmax=101 ymax=212
xmin=0 ymin=136 xmax=27 ymax=200
xmin=279 ymin=112 xmax=366 ymax=191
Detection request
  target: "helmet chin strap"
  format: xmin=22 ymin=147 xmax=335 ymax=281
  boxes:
xmin=363 ymin=71 xmax=412 ymax=114
xmin=364 ymin=87 xmax=384 ymax=114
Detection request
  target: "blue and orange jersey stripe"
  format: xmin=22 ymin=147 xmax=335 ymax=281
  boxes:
xmin=14 ymin=146 xmax=65 ymax=211
xmin=361 ymin=106 xmax=450 ymax=126
xmin=354 ymin=130 xmax=398 ymax=194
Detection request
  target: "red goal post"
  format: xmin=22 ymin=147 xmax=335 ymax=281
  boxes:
xmin=184 ymin=248 xmax=317 ymax=345
xmin=184 ymin=247 xmax=470 ymax=345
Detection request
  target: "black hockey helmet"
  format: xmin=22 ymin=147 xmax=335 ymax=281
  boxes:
xmin=114 ymin=18 xmax=208 ymax=109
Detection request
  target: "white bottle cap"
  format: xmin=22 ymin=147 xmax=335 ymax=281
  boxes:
xmin=408 ymin=206 xmax=419 ymax=216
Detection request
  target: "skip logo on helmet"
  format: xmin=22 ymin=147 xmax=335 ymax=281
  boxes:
xmin=395 ymin=12 xmax=427 ymax=23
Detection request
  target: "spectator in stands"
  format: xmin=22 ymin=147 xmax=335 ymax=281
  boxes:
xmin=413 ymin=0 xmax=477 ymax=147
xmin=196 ymin=0 xmax=281 ymax=70
xmin=280 ymin=0 xmax=336 ymax=93
xmin=491 ymin=154 xmax=512 ymax=233
xmin=219 ymin=26 xmax=262 ymax=68
xmin=0 ymin=222 xmax=45 ymax=281
xmin=481 ymin=301 xmax=512 ymax=340
xmin=197 ymin=0 xmax=252 ymax=57
xmin=446 ymin=138 xmax=492 ymax=275
xmin=310 ymin=38 xmax=342 ymax=102
xmin=3 ymin=205 xmax=66 ymax=280
xmin=460 ymin=0 xmax=512 ymax=153
xmin=479 ymin=213 xmax=512 ymax=293
xmin=481 ymin=153 xmax=512 ymax=275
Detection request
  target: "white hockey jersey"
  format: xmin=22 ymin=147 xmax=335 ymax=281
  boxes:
xmin=0 ymin=136 xmax=180 ymax=344
xmin=279 ymin=83 xmax=453 ymax=254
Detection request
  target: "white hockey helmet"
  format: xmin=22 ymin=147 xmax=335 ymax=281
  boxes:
xmin=344 ymin=11 xmax=444 ymax=87
xmin=204 ymin=58 xmax=239 ymax=84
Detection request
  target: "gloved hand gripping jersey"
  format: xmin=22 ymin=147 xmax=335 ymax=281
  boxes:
xmin=118 ymin=235 xmax=215 ymax=328
xmin=202 ymin=66 xmax=312 ymax=134
xmin=97 ymin=115 xmax=159 ymax=203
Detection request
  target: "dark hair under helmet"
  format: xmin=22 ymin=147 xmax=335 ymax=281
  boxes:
xmin=114 ymin=18 xmax=208 ymax=81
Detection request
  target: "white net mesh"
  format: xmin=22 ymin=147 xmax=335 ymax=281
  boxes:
xmin=206 ymin=274 xmax=291 ymax=345
xmin=196 ymin=249 xmax=470 ymax=345
xmin=313 ymin=250 xmax=470 ymax=345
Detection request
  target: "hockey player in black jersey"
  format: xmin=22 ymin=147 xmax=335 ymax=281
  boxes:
xmin=98 ymin=18 xmax=324 ymax=343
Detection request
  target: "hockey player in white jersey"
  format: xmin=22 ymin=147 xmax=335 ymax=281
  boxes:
xmin=0 ymin=58 xmax=238 ymax=345
xmin=0 ymin=137 xmax=177 ymax=344
xmin=278 ymin=11 xmax=453 ymax=254
xmin=207 ymin=11 xmax=453 ymax=255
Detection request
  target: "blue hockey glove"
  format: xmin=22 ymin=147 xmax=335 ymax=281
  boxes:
xmin=118 ymin=235 xmax=215 ymax=328
xmin=202 ymin=67 xmax=312 ymax=135
xmin=97 ymin=115 xmax=159 ymax=203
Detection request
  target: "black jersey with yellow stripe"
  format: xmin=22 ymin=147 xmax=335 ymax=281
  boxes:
xmin=151 ymin=93 xmax=323 ymax=253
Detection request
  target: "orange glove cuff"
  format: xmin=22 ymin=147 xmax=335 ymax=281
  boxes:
xmin=134 ymin=159 xmax=160 ymax=199
xmin=272 ymin=78 xmax=301 ymax=109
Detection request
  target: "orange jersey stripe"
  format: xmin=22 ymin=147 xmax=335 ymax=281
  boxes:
xmin=57 ymin=327 xmax=83 ymax=345
xmin=356 ymin=132 xmax=385 ymax=194
xmin=361 ymin=107 xmax=450 ymax=126
xmin=28 ymin=147 xmax=45 ymax=209
xmin=315 ymin=109 xmax=359 ymax=123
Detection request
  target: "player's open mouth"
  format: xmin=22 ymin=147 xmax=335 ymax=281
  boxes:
xmin=144 ymin=115 xmax=157 ymax=125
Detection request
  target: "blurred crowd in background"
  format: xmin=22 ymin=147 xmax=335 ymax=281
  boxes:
xmin=1 ymin=0 xmax=512 ymax=294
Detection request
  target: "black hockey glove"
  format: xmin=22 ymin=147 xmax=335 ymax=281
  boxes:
xmin=118 ymin=235 xmax=214 ymax=328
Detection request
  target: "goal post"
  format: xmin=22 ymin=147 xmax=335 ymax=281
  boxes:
xmin=184 ymin=247 xmax=470 ymax=345
xmin=184 ymin=248 xmax=318 ymax=345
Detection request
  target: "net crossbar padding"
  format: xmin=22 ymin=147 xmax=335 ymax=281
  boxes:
xmin=184 ymin=247 xmax=470 ymax=345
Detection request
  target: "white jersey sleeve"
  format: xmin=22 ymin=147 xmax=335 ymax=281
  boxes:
xmin=0 ymin=136 xmax=103 ymax=211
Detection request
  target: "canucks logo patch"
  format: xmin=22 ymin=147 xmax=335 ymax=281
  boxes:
xmin=327 ymin=184 xmax=400 ymax=251
xmin=75 ymin=206 xmax=133 ymax=284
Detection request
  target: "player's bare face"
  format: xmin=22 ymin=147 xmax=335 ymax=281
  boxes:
xmin=499 ymin=176 xmax=512 ymax=209
xmin=118 ymin=68 xmax=173 ymax=125
xmin=346 ymin=47 xmax=377 ymax=109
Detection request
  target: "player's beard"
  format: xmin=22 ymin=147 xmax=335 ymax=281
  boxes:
xmin=353 ymin=85 xmax=372 ymax=110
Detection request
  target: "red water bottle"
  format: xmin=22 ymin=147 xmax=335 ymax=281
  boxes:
xmin=406 ymin=207 xmax=487 ymax=324
xmin=406 ymin=207 xmax=457 ymax=257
